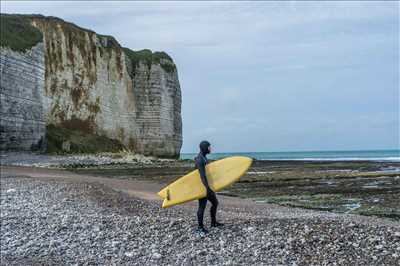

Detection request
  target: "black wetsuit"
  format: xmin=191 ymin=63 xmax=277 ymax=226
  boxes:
xmin=195 ymin=150 xmax=219 ymax=228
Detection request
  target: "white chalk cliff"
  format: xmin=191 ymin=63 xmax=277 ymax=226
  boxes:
xmin=0 ymin=14 xmax=182 ymax=158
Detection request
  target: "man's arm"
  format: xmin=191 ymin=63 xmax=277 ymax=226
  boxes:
xmin=197 ymin=156 xmax=212 ymax=192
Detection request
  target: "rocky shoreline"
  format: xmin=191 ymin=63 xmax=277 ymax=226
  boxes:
xmin=1 ymin=168 xmax=400 ymax=265
xmin=0 ymin=151 xmax=180 ymax=169
xmin=2 ymin=152 xmax=400 ymax=221
xmin=1 ymin=152 xmax=400 ymax=265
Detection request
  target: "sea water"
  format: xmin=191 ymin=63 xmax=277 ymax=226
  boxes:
xmin=180 ymin=149 xmax=400 ymax=162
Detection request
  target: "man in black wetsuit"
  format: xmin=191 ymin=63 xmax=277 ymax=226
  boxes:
xmin=195 ymin=140 xmax=224 ymax=234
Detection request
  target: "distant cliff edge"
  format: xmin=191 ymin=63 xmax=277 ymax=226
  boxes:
xmin=0 ymin=14 xmax=182 ymax=158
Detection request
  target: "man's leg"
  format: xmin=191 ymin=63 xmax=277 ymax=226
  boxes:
xmin=197 ymin=198 xmax=207 ymax=228
xmin=208 ymin=192 xmax=219 ymax=225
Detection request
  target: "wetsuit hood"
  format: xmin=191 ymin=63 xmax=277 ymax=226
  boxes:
xmin=199 ymin=140 xmax=211 ymax=156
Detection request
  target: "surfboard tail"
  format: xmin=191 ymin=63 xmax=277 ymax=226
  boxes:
xmin=162 ymin=199 xmax=173 ymax=208
xmin=158 ymin=188 xmax=173 ymax=208
xmin=157 ymin=189 xmax=166 ymax=199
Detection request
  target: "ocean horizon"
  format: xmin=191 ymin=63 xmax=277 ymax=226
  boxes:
xmin=180 ymin=149 xmax=400 ymax=162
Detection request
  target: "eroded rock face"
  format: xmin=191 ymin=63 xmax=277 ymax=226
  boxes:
xmin=0 ymin=14 xmax=182 ymax=158
xmin=0 ymin=43 xmax=46 ymax=151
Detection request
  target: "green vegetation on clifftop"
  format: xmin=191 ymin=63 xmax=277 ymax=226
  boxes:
xmin=1 ymin=13 xmax=177 ymax=74
xmin=0 ymin=14 xmax=43 ymax=52
xmin=123 ymin=48 xmax=176 ymax=73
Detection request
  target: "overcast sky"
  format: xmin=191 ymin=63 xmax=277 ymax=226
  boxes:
xmin=2 ymin=1 xmax=399 ymax=153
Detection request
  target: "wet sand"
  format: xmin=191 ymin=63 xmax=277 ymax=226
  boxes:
xmin=62 ymin=159 xmax=400 ymax=220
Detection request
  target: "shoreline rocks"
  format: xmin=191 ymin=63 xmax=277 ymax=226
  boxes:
xmin=1 ymin=176 xmax=399 ymax=265
xmin=0 ymin=151 xmax=178 ymax=169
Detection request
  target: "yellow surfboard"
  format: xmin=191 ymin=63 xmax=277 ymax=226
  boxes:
xmin=157 ymin=156 xmax=253 ymax=208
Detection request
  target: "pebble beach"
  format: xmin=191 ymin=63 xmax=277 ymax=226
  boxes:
xmin=1 ymin=153 xmax=400 ymax=265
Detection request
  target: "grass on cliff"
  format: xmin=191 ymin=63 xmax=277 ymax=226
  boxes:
xmin=46 ymin=124 xmax=125 ymax=154
xmin=123 ymin=48 xmax=176 ymax=73
xmin=0 ymin=14 xmax=43 ymax=52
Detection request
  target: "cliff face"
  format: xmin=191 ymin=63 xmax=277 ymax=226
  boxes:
xmin=0 ymin=43 xmax=46 ymax=151
xmin=0 ymin=14 xmax=182 ymax=158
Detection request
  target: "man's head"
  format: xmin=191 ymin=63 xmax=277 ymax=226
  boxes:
xmin=199 ymin=140 xmax=211 ymax=155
